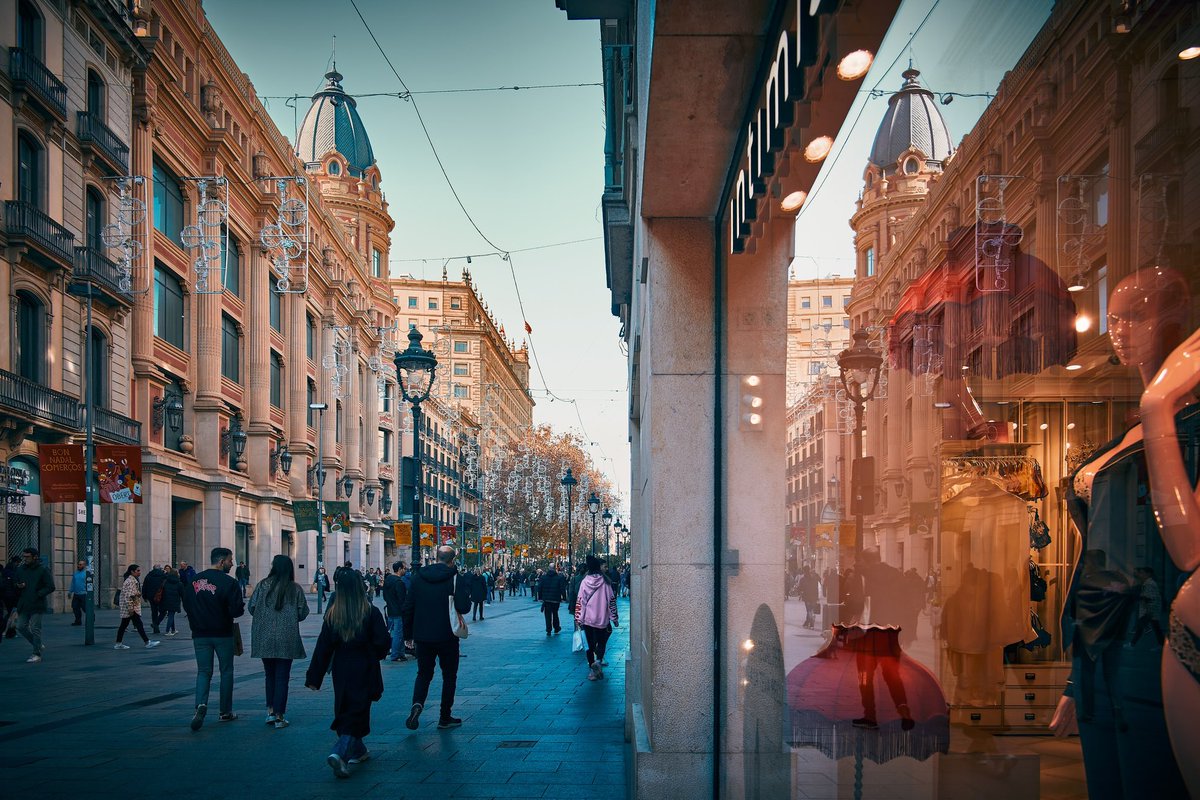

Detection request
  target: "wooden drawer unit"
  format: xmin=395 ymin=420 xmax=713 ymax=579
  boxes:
xmin=1004 ymin=665 xmax=1069 ymax=689
xmin=1004 ymin=687 xmax=1059 ymax=708
xmin=1003 ymin=706 xmax=1055 ymax=729
xmin=950 ymin=707 xmax=1002 ymax=728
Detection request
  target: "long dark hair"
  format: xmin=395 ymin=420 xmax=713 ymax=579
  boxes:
xmin=326 ymin=571 xmax=371 ymax=642
xmin=265 ymin=554 xmax=298 ymax=612
xmin=123 ymin=563 xmax=140 ymax=580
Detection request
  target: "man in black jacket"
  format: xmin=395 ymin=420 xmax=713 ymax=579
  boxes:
xmin=401 ymin=546 xmax=472 ymax=731
xmin=182 ymin=546 xmax=244 ymax=730
xmin=141 ymin=565 xmax=167 ymax=634
xmin=538 ymin=565 xmax=568 ymax=636
xmin=383 ymin=560 xmax=408 ymax=662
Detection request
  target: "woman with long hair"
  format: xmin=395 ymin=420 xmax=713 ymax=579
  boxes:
xmin=249 ymin=554 xmax=310 ymax=728
xmin=574 ymin=555 xmax=618 ymax=680
xmin=114 ymin=564 xmax=159 ymax=650
xmin=305 ymin=570 xmax=390 ymax=778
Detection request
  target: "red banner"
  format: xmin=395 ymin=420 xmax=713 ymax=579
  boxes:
xmin=494 ymin=538 xmax=506 ymax=550
xmin=96 ymin=445 xmax=143 ymax=504
xmin=440 ymin=525 xmax=457 ymax=545
xmin=37 ymin=444 xmax=86 ymax=503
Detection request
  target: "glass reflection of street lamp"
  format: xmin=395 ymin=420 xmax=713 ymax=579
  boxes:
xmin=587 ymin=491 xmax=601 ymax=555
xmin=837 ymin=329 xmax=882 ymax=556
xmin=395 ymin=326 xmax=437 ymax=569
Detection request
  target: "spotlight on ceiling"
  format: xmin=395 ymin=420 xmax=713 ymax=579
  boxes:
xmin=780 ymin=190 xmax=808 ymax=213
xmin=804 ymin=136 xmax=833 ymax=163
xmin=837 ymin=50 xmax=873 ymax=81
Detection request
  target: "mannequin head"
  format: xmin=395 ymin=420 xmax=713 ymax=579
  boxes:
xmin=1108 ymin=266 xmax=1190 ymax=382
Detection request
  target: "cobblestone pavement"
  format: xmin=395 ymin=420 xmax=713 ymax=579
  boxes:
xmin=0 ymin=590 xmax=629 ymax=799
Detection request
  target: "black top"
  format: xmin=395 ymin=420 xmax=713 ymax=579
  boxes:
xmin=181 ymin=568 xmax=245 ymax=637
xmin=538 ymin=571 xmax=568 ymax=604
xmin=401 ymin=563 xmax=472 ymax=642
xmin=382 ymin=572 xmax=407 ymax=617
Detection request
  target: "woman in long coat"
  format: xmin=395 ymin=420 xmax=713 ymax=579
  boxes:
xmin=250 ymin=554 xmax=310 ymax=728
xmin=305 ymin=571 xmax=389 ymax=778
xmin=161 ymin=565 xmax=183 ymax=636
xmin=470 ymin=569 xmax=487 ymax=620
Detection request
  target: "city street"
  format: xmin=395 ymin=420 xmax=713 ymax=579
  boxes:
xmin=0 ymin=592 xmax=628 ymax=799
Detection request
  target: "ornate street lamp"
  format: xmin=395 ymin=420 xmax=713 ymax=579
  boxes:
xmin=152 ymin=393 xmax=185 ymax=433
xmin=270 ymin=440 xmax=291 ymax=477
xmin=602 ymin=507 xmax=613 ymax=558
xmin=561 ymin=467 xmax=577 ymax=568
xmin=221 ymin=412 xmax=247 ymax=468
xmin=395 ymin=326 xmax=437 ymax=568
xmin=379 ymin=489 xmax=393 ymax=516
xmin=341 ymin=475 xmax=354 ymax=498
xmin=837 ymin=328 xmax=883 ymax=555
xmin=587 ymin=491 xmax=601 ymax=554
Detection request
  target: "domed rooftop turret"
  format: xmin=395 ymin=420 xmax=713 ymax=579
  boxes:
xmin=295 ymin=69 xmax=376 ymax=178
xmin=869 ymin=68 xmax=953 ymax=174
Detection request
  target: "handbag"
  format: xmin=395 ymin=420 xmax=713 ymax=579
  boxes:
xmin=572 ymin=627 xmax=586 ymax=653
xmin=232 ymin=622 xmax=244 ymax=656
xmin=1029 ymin=509 xmax=1052 ymax=550
xmin=1029 ymin=559 xmax=1047 ymax=602
xmin=454 ymin=617 xmax=469 ymax=639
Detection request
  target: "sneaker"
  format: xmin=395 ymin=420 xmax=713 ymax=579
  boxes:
xmin=546 ymin=631 xmax=552 ymax=636
xmin=166 ymin=631 xmax=177 ymax=636
xmin=348 ymin=749 xmax=371 ymax=764
xmin=851 ymin=717 xmax=878 ymax=730
xmin=26 ymin=654 xmax=41 ymax=663
xmin=273 ymin=718 xmax=289 ymax=729
xmin=265 ymin=713 xmax=278 ymax=725
xmin=191 ymin=704 xmax=207 ymax=731
xmin=326 ymin=753 xmax=350 ymax=779
xmin=218 ymin=712 xmax=238 ymax=722
xmin=114 ymin=643 xmax=130 ymax=650
xmin=146 ymin=640 xmax=161 ymax=649
xmin=405 ymin=703 xmax=423 ymax=730
xmin=587 ymin=671 xmax=599 ymax=681
xmin=437 ymin=716 xmax=462 ymax=730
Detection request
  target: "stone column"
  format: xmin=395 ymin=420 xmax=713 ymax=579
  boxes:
xmin=193 ymin=232 xmax=224 ymax=472
xmin=287 ymin=294 xmax=309 ymax=499
xmin=245 ymin=246 xmax=271 ymax=487
xmin=320 ymin=318 xmax=338 ymax=570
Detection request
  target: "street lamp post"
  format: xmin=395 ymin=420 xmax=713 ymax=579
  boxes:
xmin=587 ymin=492 xmax=600 ymax=554
xmin=602 ymin=507 xmax=613 ymax=559
xmin=395 ymin=327 xmax=438 ymax=571
xmin=560 ymin=467 xmax=577 ymax=570
xmin=310 ymin=402 xmax=328 ymax=614
xmin=837 ymin=329 xmax=883 ymax=557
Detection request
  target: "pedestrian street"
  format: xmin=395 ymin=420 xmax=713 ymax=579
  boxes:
xmin=0 ymin=593 xmax=629 ymax=799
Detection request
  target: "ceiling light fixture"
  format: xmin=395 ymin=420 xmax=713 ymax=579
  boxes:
xmin=804 ymin=136 xmax=833 ymax=163
xmin=1066 ymin=363 xmax=1083 ymax=371
xmin=837 ymin=50 xmax=873 ymax=81
xmin=780 ymin=190 xmax=808 ymax=212
xmin=1179 ymin=45 xmax=1200 ymax=60
xmin=1075 ymin=314 xmax=1093 ymax=333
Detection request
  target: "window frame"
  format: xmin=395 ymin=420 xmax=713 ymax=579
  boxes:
xmin=153 ymin=264 xmax=186 ymax=349
xmin=17 ymin=131 xmax=43 ymax=209
xmin=269 ymin=351 xmax=283 ymax=409
xmin=220 ymin=313 xmax=240 ymax=383
xmin=153 ymin=160 xmax=185 ymax=240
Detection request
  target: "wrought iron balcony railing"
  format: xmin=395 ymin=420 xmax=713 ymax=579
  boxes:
xmin=4 ymin=200 xmax=76 ymax=268
xmin=76 ymin=111 xmax=130 ymax=174
xmin=9 ymin=47 xmax=67 ymax=120
xmin=0 ymin=368 xmax=81 ymax=431
xmin=72 ymin=246 xmax=132 ymax=306
xmin=88 ymin=405 xmax=141 ymax=446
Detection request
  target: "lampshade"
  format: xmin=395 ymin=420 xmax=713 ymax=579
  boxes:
xmin=394 ymin=326 xmax=437 ymax=403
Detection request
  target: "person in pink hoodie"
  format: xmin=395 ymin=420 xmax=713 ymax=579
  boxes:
xmin=574 ymin=555 xmax=619 ymax=680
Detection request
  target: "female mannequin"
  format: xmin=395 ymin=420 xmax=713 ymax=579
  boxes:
xmin=1048 ymin=267 xmax=1190 ymax=799
xmin=1138 ymin=277 xmax=1200 ymax=796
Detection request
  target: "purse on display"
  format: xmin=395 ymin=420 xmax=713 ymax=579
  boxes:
xmin=1029 ymin=509 xmax=1052 ymax=550
xmin=1029 ymin=559 xmax=1047 ymax=602
xmin=1022 ymin=610 xmax=1052 ymax=650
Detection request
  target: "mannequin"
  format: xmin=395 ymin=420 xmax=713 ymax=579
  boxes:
xmin=1137 ymin=272 xmax=1200 ymax=796
xmin=1048 ymin=267 xmax=1191 ymax=799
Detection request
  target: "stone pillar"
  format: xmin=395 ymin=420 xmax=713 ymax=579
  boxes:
xmin=245 ymin=246 xmax=271 ymax=487
xmin=319 ymin=319 xmax=338 ymax=570
xmin=193 ymin=249 xmax=224 ymax=471
xmin=363 ymin=351 xmax=380 ymax=520
xmin=287 ymin=294 xmax=309 ymax=499
xmin=345 ymin=352 xmax=363 ymax=516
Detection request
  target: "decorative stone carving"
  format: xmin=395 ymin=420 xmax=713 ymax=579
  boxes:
xmin=200 ymin=79 xmax=222 ymax=128
xmin=178 ymin=434 xmax=195 ymax=454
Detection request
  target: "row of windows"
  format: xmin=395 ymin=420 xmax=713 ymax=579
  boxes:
xmin=797 ymin=295 xmax=851 ymax=309
xmin=406 ymin=296 xmax=465 ymax=310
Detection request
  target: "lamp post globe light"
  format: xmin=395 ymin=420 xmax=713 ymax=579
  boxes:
xmin=587 ymin=491 xmax=601 ymax=554
xmin=837 ymin=328 xmax=883 ymax=556
xmin=395 ymin=326 xmax=437 ymax=569
xmin=561 ymin=467 xmax=578 ymax=570
xmin=602 ymin=507 xmax=613 ymax=558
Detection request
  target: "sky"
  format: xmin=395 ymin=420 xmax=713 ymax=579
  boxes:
xmin=203 ymin=0 xmax=631 ymax=513
xmin=203 ymin=0 xmax=1056 ymax=520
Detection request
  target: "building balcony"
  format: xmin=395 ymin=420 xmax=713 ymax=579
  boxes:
xmin=4 ymin=201 xmax=76 ymax=270
xmin=0 ymin=369 xmax=82 ymax=433
xmin=69 ymin=247 xmax=133 ymax=308
xmin=76 ymin=111 xmax=130 ymax=175
xmin=86 ymin=405 xmax=141 ymax=446
xmin=8 ymin=48 xmax=67 ymax=122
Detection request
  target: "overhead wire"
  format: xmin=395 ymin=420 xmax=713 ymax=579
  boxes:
xmin=257 ymin=82 xmax=601 ymax=102
xmin=391 ymin=235 xmax=602 ymax=264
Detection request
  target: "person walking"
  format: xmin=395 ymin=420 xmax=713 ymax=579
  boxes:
xmin=494 ymin=570 xmax=506 ymax=603
xmin=568 ymin=561 xmax=586 ymax=627
xmin=314 ymin=566 xmax=331 ymax=607
xmin=236 ymin=561 xmax=250 ymax=598
xmin=538 ymin=565 xmax=568 ymax=636
xmin=799 ymin=565 xmax=821 ymax=630
xmin=305 ymin=571 xmax=390 ymax=778
xmin=1 ymin=556 xmax=21 ymax=640
xmin=401 ymin=545 xmax=473 ymax=731
xmin=142 ymin=564 xmax=167 ymax=634
xmin=13 ymin=548 xmax=54 ymax=663
xmin=179 ymin=561 xmax=196 ymax=584
xmin=114 ymin=564 xmax=159 ymax=650
xmin=182 ymin=547 xmax=245 ymax=730
xmin=575 ymin=556 xmax=619 ymax=680
xmin=382 ymin=561 xmax=409 ymax=662
xmin=162 ymin=564 xmax=182 ymax=636
xmin=469 ymin=569 xmax=487 ymax=621
xmin=249 ymin=554 xmax=309 ymax=729
xmin=69 ymin=560 xmax=87 ymax=626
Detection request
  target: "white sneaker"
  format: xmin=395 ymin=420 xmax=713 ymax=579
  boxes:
xmin=114 ymin=643 xmax=130 ymax=650
xmin=26 ymin=654 xmax=41 ymax=663
xmin=146 ymin=640 xmax=161 ymax=649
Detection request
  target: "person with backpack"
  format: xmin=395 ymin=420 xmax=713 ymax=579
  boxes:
xmin=249 ymin=554 xmax=309 ymax=729
xmin=305 ymin=571 xmax=389 ymax=778
xmin=114 ymin=564 xmax=159 ymax=651
xmin=574 ymin=556 xmax=619 ymax=680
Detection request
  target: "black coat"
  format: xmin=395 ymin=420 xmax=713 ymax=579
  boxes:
xmin=469 ymin=573 xmax=487 ymax=603
xmin=538 ymin=571 xmax=568 ymax=604
xmin=382 ymin=573 xmax=406 ymax=617
xmin=141 ymin=568 xmax=166 ymax=605
xmin=401 ymin=563 xmax=472 ymax=642
xmin=161 ymin=571 xmax=183 ymax=612
xmin=304 ymin=606 xmax=389 ymax=738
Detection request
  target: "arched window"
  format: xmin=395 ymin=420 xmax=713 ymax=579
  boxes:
xmin=17 ymin=0 xmax=43 ymax=60
xmin=86 ymin=69 xmax=105 ymax=119
xmin=328 ymin=160 xmax=340 ymax=175
xmin=13 ymin=291 xmax=45 ymax=382
xmin=17 ymin=132 xmax=42 ymax=208
xmin=88 ymin=327 xmax=108 ymax=408
xmin=269 ymin=351 xmax=283 ymax=409
xmin=85 ymin=187 xmax=105 ymax=250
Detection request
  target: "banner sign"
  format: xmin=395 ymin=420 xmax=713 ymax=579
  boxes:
xmin=393 ymin=521 xmax=412 ymax=546
xmin=466 ymin=546 xmax=479 ymax=553
xmin=494 ymin=538 xmax=506 ymax=550
xmin=96 ymin=445 xmax=143 ymax=504
xmin=482 ymin=535 xmax=494 ymax=553
xmin=292 ymin=501 xmax=320 ymax=532
xmin=323 ymin=501 xmax=349 ymax=531
xmin=420 ymin=523 xmax=435 ymax=546
xmin=38 ymin=444 xmax=86 ymax=504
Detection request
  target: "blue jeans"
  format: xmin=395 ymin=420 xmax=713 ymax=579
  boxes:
xmin=387 ymin=615 xmax=404 ymax=659
xmin=165 ymin=610 xmax=177 ymax=633
xmin=193 ymin=636 xmax=235 ymax=714
xmin=332 ymin=733 xmax=366 ymax=760
xmin=262 ymin=657 xmax=293 ymax=715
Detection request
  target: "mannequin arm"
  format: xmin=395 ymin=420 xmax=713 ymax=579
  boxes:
xmin=1141 ymin=328 xmax=1200 ymax=572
